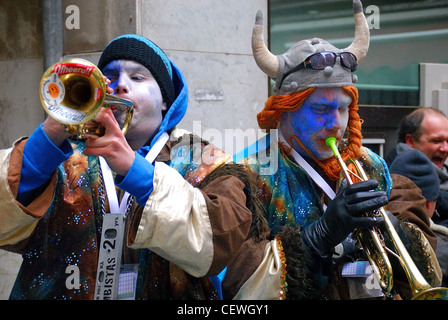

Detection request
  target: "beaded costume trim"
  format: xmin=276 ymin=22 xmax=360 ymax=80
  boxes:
xmin=275 ymin=236 xmax=288 ymax=300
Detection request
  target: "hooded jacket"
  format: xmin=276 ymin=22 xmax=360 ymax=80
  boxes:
xmin=386 ymin=142 xmax=448 ymax=225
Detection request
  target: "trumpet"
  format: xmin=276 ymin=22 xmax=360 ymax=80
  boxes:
xmin=39 ymin=58 xmax=133 ymax=139
xmin=326 ymin=137 xmax=448 ymax=300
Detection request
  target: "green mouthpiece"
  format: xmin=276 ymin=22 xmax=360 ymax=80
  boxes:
xmin=325 ymin=137 xmax=339 ymax=157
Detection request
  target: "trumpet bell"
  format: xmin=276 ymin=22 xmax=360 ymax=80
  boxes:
xmin=40 ymin=58 xmax=105 ymax=126
xmin=39 ymin=58 xmax=133 ymax=138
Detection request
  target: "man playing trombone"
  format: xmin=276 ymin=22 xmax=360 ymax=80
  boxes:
xmin=222 ymin=0 xmax=444 ymax=300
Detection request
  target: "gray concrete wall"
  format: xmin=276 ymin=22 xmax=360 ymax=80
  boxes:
xmin=138 ymin=0 xmax=269 ymax=152
xmin=0 ymin=0 xmax=268 ymax=299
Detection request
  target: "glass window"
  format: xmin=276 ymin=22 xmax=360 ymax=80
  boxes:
xmin=269 ymin=0 xmax=448 ymax=106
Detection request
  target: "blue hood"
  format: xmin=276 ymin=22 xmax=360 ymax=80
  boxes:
xmin=143 ymin=60 xmax=188 ymax=150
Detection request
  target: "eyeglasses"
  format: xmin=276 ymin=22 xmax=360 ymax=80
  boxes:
xmin=278 ymin=51 xmax=358 ymax=88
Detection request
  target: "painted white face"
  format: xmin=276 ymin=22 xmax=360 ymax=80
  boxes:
xmin=102 ymin=60 xmax=167 ymax=147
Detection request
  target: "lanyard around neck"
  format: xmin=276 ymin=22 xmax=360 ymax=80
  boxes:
xmin=99 ymin=132 xmax=170 ymax=214
xmin=278 ymin=131 xmax=336 ymax=200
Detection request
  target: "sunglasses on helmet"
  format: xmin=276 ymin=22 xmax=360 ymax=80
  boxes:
xmin=278 ymin=51 xmax=358 ymax=88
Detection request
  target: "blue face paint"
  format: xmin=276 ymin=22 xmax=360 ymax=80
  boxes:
xmin=281 ymin=88 xmax=352 ymax=160
xmin=102 ymin=60 xmax=124 ymax=92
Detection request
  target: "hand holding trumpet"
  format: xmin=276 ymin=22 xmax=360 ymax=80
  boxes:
xmin=41 ymin=66 xmax=135 ymax=176
xmin=83 ymin=107 xmax=135 ymax=177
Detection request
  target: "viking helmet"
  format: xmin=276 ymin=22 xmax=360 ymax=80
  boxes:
xmin=252 ymin=0 xmax=370 ymax=95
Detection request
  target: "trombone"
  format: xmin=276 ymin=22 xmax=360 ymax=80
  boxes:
xmin=39 ymin=58 xmax=133 ymax=139
xmin=326 ymin=137 xmax=448 ymax=300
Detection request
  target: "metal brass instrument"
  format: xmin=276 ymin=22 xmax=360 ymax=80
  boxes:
xmin=326 ymin=137 xmax=448 ymax=300
xmin=39 ymin=58 xmax=133 ymax=139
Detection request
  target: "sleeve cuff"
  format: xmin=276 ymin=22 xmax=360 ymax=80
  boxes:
xmin=18 ymin=124 xmax=73 ymax=193
xmin=115 ymin=152 xmax=154 ymax=206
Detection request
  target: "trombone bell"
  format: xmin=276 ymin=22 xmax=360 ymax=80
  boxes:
xmin=325 ymin=137 xmax=448 ymax=300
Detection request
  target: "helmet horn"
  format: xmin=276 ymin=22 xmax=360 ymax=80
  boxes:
xmin=345 ymin=0 xmax=370 ymax=64
xmin=251 ymin=11 xmax=279 ymax=78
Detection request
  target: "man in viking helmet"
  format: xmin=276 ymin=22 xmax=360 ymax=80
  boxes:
xmin=0 ymin=34 xmax=264 ymax=300
xmin=222 ymin=0 xmax=443 ymax=300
